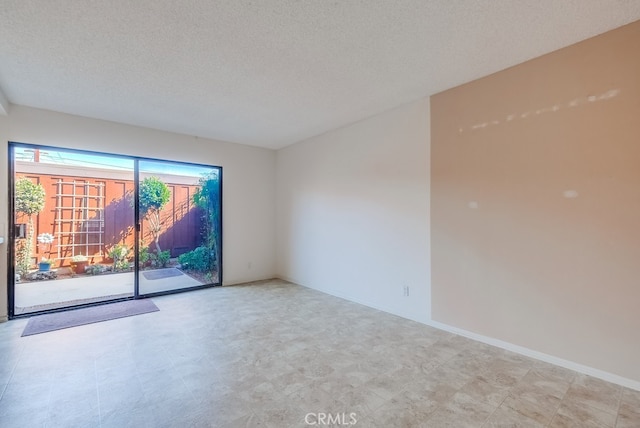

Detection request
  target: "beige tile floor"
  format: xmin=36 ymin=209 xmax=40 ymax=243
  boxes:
xmin=0 ymin=279 xmax=638 ymax=427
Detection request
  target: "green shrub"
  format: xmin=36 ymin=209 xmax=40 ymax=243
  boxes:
xmin=139 ymin=244 xmax=150 ymax=265
xmin=86 ymin=264 xmax=108 ymax=275
xmin=178 ymin=246 xmax=212 ymax=272
xmin=192 ymin=173 xmax=220 ymax=271
xmin=150 ymin=250 xmax=171 ymax=268
xmin=108 ymin=244 xmax=130 ymax=271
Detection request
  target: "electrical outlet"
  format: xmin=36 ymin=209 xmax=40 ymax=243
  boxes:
xmin=403 ymin=286 xmax=410 ymax=297
xmin=248 ymin=261 xmax=252 ymax=270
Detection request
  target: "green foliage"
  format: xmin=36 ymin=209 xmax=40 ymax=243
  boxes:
xmin=108 ymin=244 xmax=131 ymax=271
xmin=138 ymin=177 xmax=170 ymax=252
xmin=16 ymin=240 xmax=31 ymax=276
xmin=86 ymin=264 xmax=107 ymax=275
xmin=150 ymin=250 xmax=171 ymax=268
xmin=139 ymin=244 xmax=150 ymax=265
xmin=15 ymin=178 xmax=46 ymax=275
xmin=178 ymin=246 xmax=212 ymax=272
xmin=192 ymin=173 xmax=221 ymax=271
xmin=108 ymin=243 xmax=129 ymax=260
xmin=138 ymin=177 xmax=170 ymax=216
xmin=15 ymin=178 xmax=46 ymax=216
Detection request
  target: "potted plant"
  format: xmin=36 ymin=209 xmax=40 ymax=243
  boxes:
xmin=70 ymin=254 xmax=89 ymax=274
xmin=37 ymin=232 xmax=55 ymax=268
xmin=39 ymin=258 xmax=53 ymax=272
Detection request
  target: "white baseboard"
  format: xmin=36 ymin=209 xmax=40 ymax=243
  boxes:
xmin=222 ymin=275 xmax=277 ymax=286
xmin=426 ymin=319 xmax=640 ymax=392
xmin=275 ymin=275 xmax=640 ymax=392
xmin=275 ymin=275 xmax=428 ymax=325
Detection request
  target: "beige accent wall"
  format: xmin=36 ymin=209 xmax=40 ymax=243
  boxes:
xmin=431 ymin=21 xmax=640 ymax=381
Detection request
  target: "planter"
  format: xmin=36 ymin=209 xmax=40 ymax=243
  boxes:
xmin=71 ymin=260 xmax=89 ymax=274
xmin=38 ymin=262 xmax=51 ymax=272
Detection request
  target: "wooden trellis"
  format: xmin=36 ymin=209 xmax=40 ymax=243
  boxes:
xmin=53 ymin=179 xmax=105 ymax=261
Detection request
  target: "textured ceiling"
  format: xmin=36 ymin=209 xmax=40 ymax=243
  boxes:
xmin=1 ymin=1 xmax=639 ymax=149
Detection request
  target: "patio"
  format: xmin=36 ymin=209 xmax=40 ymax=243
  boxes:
xmin=14 ymin=268 xmax=203 ymax=315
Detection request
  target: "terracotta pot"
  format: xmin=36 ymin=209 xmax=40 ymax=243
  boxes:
xmin=71 ymin=260 xmax=89 ymax=274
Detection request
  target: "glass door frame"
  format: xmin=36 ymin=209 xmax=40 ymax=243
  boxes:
xmin=7 ymin=142 xmax=223 ymax=319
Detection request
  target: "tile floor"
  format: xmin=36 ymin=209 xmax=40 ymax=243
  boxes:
xmin=0 ymin=279 xmax=638 ymax=427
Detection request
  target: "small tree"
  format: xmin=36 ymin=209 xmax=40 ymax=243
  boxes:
xmin=192 ymin=172 xmax=221 ymax=272
xmin=15 ymin=178 xmax=46 ymax=275
xmin=138 ymin=176 xmax=170 ymax=253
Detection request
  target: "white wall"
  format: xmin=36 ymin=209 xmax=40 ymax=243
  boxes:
xmin=276 ymin=98 xmax=431 ymax=323
xmin=0 ymin=106 xmax=277 ymax=320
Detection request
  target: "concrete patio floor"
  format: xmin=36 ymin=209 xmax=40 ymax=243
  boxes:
xmin=14 ymin=268 xmax=203 ymax=314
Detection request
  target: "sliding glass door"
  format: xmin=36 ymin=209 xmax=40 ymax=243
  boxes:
xmin=10 ymin=145 xmax=136 ymax=315
xmin=137 ymin=160 xmax=221 ymax=295
xmin=8 ymin=143 xmax=222 ymax=317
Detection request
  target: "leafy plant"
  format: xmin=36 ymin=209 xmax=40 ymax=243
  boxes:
xmin=139 ymin=243 xmax=150 ymax=265
xmin=178 ymin=246 xmax=212 ymax=272
xmin=150 ymin=250 xmax=171 ymax=268
xmin=192 ymin=173 xmax=220 ymax=272
xmin=15 ymin=178 xmax=46 ymax=275
xmin=71 ymin=254 xmax=88 ymax=262
xmin=138 ymin=177 xmax=170 ymax=253
xmin=108 ymin=244 xmax=130 ymax=271
xmin=86 ymin=264 xmax=108 ymax=275
xmin=37 ymin=232 xmax=55 ymax=265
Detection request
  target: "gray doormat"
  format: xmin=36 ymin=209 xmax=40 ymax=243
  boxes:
xmin=142 ymin=268 xmax=184 ymax=281
xmin=21 ymin=299 xmax=159 ymax=336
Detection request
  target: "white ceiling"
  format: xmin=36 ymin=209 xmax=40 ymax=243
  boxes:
xmin=1 ymin=1 xmax=639 ymax=149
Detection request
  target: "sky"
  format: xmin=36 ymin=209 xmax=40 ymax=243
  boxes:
xmin=14 ymin=147 xmax=218 ymax=179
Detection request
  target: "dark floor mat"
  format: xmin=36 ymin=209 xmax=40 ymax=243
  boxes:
xmin=21 ymin=299 xmax=159 ymax=336
xmin=142 ymin=268 xmax=184 ymax=281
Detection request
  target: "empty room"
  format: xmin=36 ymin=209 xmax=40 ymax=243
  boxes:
xmin=0 ymin=1 xmax=639 ymax=427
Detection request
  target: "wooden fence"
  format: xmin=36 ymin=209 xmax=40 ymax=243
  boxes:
xmin=15 ymin=162 xmax=203 ymax=268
